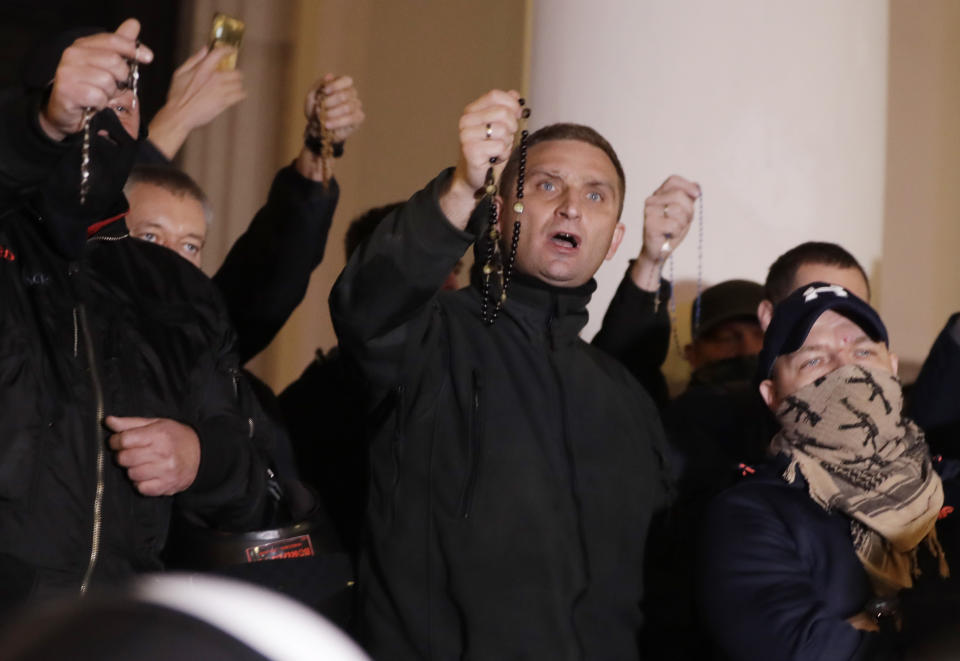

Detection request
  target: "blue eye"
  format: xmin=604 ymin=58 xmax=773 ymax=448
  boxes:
xmin=139 ymin=232 xmax=157 ymax=243
xmin=539 ymin=181 xmax=555 ymax=192
xmin=587 ymin=191 xmax=602 ymax=202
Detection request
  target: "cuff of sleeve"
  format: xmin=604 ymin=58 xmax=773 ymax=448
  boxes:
xmin=273 ymin=161 xmax=340 ymax=205
xmin=407 ymin=167 xmax=481 ymax=254
xmin=187 ymin=415 xmax=250 ymax=495
xmin=8 ymin=90 xmax=77 ymax=169
xmin=620 ymin=265 xmax=672 ymax=309
xmin=135 ymin=139 xmax=173 ymax=166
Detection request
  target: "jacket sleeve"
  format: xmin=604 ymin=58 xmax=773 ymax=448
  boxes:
xmin=697 ymin=490 xmax=892 ymax=661
xmin=0 ymin=88 xmax=76 ymax=200
xmin=906 ymin=313 xmax=960 ymax=450
xmin=591 ymin=270 xmax=671 ymax=408
xmin=329 ymin=168 xmax=481 ymax=390
xmin=174 ymin=289 xmax=269 ymax=532
xmin=213 ymin=164 xmax=340 ymax=363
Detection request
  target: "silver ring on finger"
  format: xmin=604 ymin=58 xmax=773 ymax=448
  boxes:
xmin=485 ymin=123 xmax=493 ymax=139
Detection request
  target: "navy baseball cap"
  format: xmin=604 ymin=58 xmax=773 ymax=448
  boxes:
xmin=757 ymin=281 xmax=888 ymax=380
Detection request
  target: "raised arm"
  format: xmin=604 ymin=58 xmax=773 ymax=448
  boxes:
xmin=213 ymin=75 xmax=364 ymax=362
xmin=146 ymin=45 xmax=245 ymax=161
xmin=0 ymin=20 xmax=152 ymax=195
xmin=329 ymin=89 xmax=520 ymax=388
xmin=592 ymin=175 xmax=698 ymax=406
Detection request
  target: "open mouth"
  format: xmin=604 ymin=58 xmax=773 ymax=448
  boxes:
xmin=551 ymin=232 xmax=580 ymax=249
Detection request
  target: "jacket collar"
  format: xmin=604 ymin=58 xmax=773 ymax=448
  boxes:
xmin=471 ymin=268 xmax=595 ymax=346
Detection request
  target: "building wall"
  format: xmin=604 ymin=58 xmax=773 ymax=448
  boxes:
xmin=179 ymin=0 xmax=528 ymax=390
xmin=529 ymin=0 xmax=890 ymax=391
xmin=176 ymin=1 xmax=959 ymax=393
xmin=880 ymin=0 xmax=960 ymax=376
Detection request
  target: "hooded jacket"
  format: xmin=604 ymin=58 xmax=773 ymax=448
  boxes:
xmin=0 ymin=88 xmax=267 ymax=611
xmin=330 ymin=169 xmax=671 ymax=660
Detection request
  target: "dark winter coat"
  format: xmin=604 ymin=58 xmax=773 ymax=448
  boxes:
xmin=0 ymin=88 xmax=267 ymax=613
xmin=330 ymin=169 xmax=671 ymax=660
xmin=698 ymin=453 xmax=960 ymax=661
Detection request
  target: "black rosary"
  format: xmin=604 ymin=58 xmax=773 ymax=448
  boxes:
xmin=480 ymin=99 xmax=530 ymax=326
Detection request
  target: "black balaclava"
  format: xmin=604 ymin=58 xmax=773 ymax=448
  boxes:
xmin=34 ymin=106 xmax=143 ymax=260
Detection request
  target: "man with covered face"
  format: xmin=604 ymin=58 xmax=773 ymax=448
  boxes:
xmin=0 ymin=20 xmax=268 ymax=614
xmin=699 ymin=283 xmax=958 ymax=661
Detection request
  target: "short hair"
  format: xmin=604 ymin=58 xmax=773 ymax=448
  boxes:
xmin=125 ymin=165 xmax=213 ymax=226
xmin=500 ymin=123 xmax=626 ymax=218
xmin=344 ymin=202 xmax=403 ymax=259
xmin=764 ymin=241 xmax=869 ymax=304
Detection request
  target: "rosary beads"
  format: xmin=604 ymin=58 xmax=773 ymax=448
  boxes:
xmin=303 ymin=88 xmax=335 ymax=188
xmin=480 ymin=99 xmax=530 ymax=326
xmin=648 ymin=191 xmax=705 ymax=354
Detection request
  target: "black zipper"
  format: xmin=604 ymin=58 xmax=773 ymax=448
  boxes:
xmin=460 ymin=370 xmax=483 ymax=518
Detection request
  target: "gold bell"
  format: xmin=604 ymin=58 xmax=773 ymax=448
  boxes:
xmin=513 ymin=201 xmax=524 ymax=214
xmin=486 ymin=184 xmax=497 ymax=196
xmin=482 ymin=263 xmax=493 ymax=275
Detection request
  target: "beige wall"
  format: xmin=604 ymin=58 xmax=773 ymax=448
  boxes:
xmin=179 ymin=0 xmax=527 ymax=391
xmin=529 ymin=0 xmax=891 ymax=391
xmin=880 ymin=0 xmax=960 ymax=373
xmin=176 ymin=1 xmax=959 ymax=394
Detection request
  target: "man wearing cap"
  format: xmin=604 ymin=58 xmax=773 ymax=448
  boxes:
xmin=642 ymin=280 xmax=768 ymax=660
xmin=698 ymin=283 xmax=958 ymax=661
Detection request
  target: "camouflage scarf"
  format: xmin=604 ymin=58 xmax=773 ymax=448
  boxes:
xmin=770 ymin=364 xmax=948 ymax=596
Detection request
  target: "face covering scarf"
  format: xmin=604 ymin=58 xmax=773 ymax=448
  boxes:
xmin=769 ymin=364 xmax=949 ymax=596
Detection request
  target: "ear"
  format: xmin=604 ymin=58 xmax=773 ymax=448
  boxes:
xmin=605 ymin=222 xmax=626 ymax=261
xmin=889 ymin=351 xmax=899 ymax=376
xmin=758 ymin=379 xmax=778 ymax=411
xmin=757 ymin=299 xmax=774 ymax=331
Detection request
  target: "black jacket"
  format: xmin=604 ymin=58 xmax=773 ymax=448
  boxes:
xmin=592 ymin=272 xmax=671 ymax=408
xmin=135 ymin=141 xmax=341 ymax=365
xmin=0 ymin=89 xmax=267 ymax=610
xmin=330 ymin=169 xmax=671 ymax=660
xmin=908 ymin=313 xmax=960 ymax=455
xmin=214 ymin=168 xmax=339 ymax=364
xmin=698 ymin=454 xmax=960 ymax=661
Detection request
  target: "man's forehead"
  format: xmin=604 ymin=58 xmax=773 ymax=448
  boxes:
xmin=791 ymin=263 xmax=869 ymax=300
xmin=528 ymin=139 xmax=619 ymax=181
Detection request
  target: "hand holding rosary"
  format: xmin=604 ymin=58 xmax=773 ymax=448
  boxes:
xmin=79 ymin=42 xmax=141 ymax=205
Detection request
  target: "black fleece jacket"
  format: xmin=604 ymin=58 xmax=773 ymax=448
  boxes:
xmin=331 ymin=169 xmax=671 ymax=660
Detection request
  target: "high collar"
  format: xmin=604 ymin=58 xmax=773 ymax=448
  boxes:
xmin=470 ymin=268 xmax=595 ymax=346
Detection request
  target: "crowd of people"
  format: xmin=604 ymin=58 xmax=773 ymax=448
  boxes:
xmin=0 ymin=18 xmax=958 ymax=661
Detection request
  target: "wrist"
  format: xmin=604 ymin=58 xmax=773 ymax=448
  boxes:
xmin=630 ymin=253 xmax=664 ymax=292
xmin=438 ymin=171 xmax=479 ymax=231
xmin=147 ymin=108 xmax=192 ymax=160
xmin=295 ymin=147 xmax=329 ymax=182
xmin=37 ymin=111 xmax=69 ymax=142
